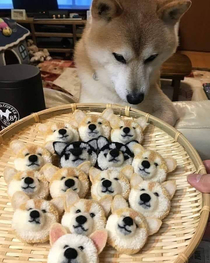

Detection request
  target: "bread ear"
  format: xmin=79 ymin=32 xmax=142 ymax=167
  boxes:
xmin=109 ymin=114 xmax=121 ymax=129
xmin=51 ymin=197 xmax=65 ymax=215
xmin=64 ymin=190 xmax=80 ymax=211
xmin=73 ymin=110 xmax=86 ymax=125
xmin=10 ymin=140 xmax=25 ymax=153
xmin=162 ymin=180 xmax=176 ymax=200
xmin=101 ymin=108 xmax=114 ymax=121
xmin=11 ymin=191 xmax=30 ymax=210
xmin=111 ymin=195 xmax=128 ymax=213
xmin=97 ymin=136 xmax=109 ymax=150
xmin=77 ymin=161 xmax=91 ymax=175
xmin=89 ymin=167 xmax=101 ymax=183
xmin=4 ymin=167 xmax=17 ymax=184
xmin=99 ymin=195 xmax=112 ymax=217
xmin=165 ymin=157 xmax=177 ymax=173
xmin=40 ymin=163 xmax=59 ymax=182
xmin=37 ymin=123 xmax=49 ymax=133
xmin=146 ymin=218 xmax=162 ymax=236
xmin=49 ymin=223 xmax=67 ymax=246
xmin=130 ymin=174 xmax=144 ymax=188
xmin=89 ymin=230 xmax=108 ymax=255
xmin=136 ymin=116 xmax=149 ymax=131
xmin=133 ymin=144 xmax=145 ymax=155
xmin=121 ymin=165 xmax=134 ymax=180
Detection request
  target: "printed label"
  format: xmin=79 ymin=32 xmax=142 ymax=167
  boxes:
xmin=0 ymin=102 xmax=20 ymax=128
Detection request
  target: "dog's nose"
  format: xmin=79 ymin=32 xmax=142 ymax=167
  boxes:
xmin=123 ymin=216 xmax=134 ymax=226
xmin=140 ymin=193 xmax=151 ymax=203
xmin=64 ymin=248 xmax=78 ymax=260
xmin=30 ymin=210 xmax=40 ymax=219
xmin=76 ymin=215 xmax=87 ymax=225
xmin=89 ymin=124 xmax=96 ymax=131
xmin=29 ymin=155 xmax=38 ymax=163
xmin=70 ymin=148 xmax=83 ymax=157
xmin=59 ymin=129 xmax=67 ymax=135
xmin=24 ymin=177 xmax=34 ymax=185
xmin=142 ymin=160 xmax=150 ymax=169
xmin=65 ymin=178 xmax=75 ymax=188
xmin=110 ymin=149 xmax=120 ymax=158
xmin=127 ymin=93 xmax=144 ymax=105
xmin=123 ymin=127 xmax=130 ymax=134
xmin=102 ymin=179 xmax=112 ymax=188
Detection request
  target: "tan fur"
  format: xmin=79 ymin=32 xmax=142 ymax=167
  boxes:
xmin=75 ymin=0 xmax=191 ymax=126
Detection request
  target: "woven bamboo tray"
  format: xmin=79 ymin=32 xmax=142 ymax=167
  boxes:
xmin=0 ymin=103 xmax=209 ymax=263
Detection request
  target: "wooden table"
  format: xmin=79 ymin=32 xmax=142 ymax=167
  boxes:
xmin=161 ymin=53 xmax=192 ymax=101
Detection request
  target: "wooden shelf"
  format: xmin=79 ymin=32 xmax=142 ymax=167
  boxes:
xmin=35 ymin=32 xmax=74 ymax=38
xmin=33 ymin=19 xmax=86 ymax=25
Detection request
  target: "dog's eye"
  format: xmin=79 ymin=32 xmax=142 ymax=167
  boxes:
xmin=154 ymin=192 xmax=159 ymax=197
xmin=144 ymin=157 xmax=148 ymax=159
xmin=25 ymin=153 xmax=30 ymax=156
xmin=154 ymin=162 xmax=158 ymax=167
xmin=27 ymin=208 xmax=33 ymax=211
xmin=140 ymin=188 xmax=145 ymax=191
xmin=76 ymin=209 xmax=81 ymax=213
xmin=90 ymin=213 xmax=95 ymax=218
xmin=87 ymin=121 xmax=91 ymax=124
xmin=61 ymin=176 xmax=66 ymax=180
xmin=144 ymin=54 xmax=158 ymax=64
xmin=113 ymin=53 xmax=126 ymax=64
xmin=42 ymin=209 xmax=47 ymax=213
xmin=114 ymin=178 xmax=119 ymax=181
xmin=64 ymin=126 xmax=68 ymax=129
xmin=133 ymin=127 xmax=136 ymax=130
xmin=38 ymin=179 xmax=40 ymax=182
xmin=53 ymin=130 xmax=56 ymax=133
xmin=22 ymin=177 xmax=25 ymax=180
xmin=64 ymin=245 xmax=69 ymax=249
xmin=79 ymin=246 xmax=84 ymax=251
xmin=120 ymin=126 xmax=123 ymax=129
xmin=38 ymin=153 xmax=42 ymax=156
xmin=101 ymin=178 xmax=105 ymax=181
xmin=98 ymin=122 xmax=102 ymax=125
xmin=136 ymin=223 xmax=138 ymax=228
xmin=74 ymin=176 xmax=79 ymax=179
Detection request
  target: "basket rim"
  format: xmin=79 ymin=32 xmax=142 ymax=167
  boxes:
xmin=0 ymin=102 xmax=209 ymax=263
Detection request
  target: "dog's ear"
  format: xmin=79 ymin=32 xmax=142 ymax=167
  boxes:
xmin=126 ymin=141 xmax=139 ymax=154
xmin=88 ymin=139 xmax=98 ymax=151
xmin=121 ymin=165 xmax=134 ymax=180
xmin=157 ymin=0 xmax=191 ymax=25
xmin=40 ymin=163 xmax=59 ymax=182
xmin=101 ymin=109 xmax=114 ymax=121
xmin=136 ymin=117 xmax=149 ymax=131
xmin=109 ymin=114 xmax=122 ymax=129
xmin=130 ymin=174 xmax=144 ymax=188
xmin=97 ymin=136 xmax=109 ymax=150
xmin=50 ymin=223 xmax=67 ymax=246
xmin=77 ymin=161 xmax=91 ymax=175
xmin=64 ymin=190 xmax=80 ymax=210
xmin=44 ymin=141 xmax=55 ymax=154
xmin=89 ymin=230 xmax=108 ymax=255
xmin=68 ymin=117 xmax=78 ymax=129
xmin=99 ymin=195 xmax=112 ymax=216
xmin=53 ymin=141 xmax=68 ymax=156
xmin=51 ymin=197 xmax=65 ymax=215
xmin=89 ymin=167 xmax=101 ymax=183
xmin=162 ymin=180 xmax=176 ymax=200
xmin=111 ymin=195 xmax=128 ymax=213
xmin=146 ymin=218 xmax=162 ymax=236
xmin=91 ymin=0 xmax=123 ymax=21
xmin=11 ymin=191 xmax=30 ymax=210
xmin=37 ymin=123 xmax=49 ymax=133
xmin=165 ymin=157 xmax=177 ymax=173
xmin=131 ymin=143 xmax=145 ymax=156
xmin=73 ymin=110 xmax=86 ymax=125
xmin=3 ymin=167 xmax=17 ymax=184
xmin=10 ymin=140 xmax=25 ymax=153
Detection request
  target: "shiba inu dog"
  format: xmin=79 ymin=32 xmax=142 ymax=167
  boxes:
xmin=97 ymin=136 xmax=136 ymax=170
xmin=75 ymin=0 xmax=191 ymax=126
xmin=73 ymin=109 xmax=113 ymax=142
xmin=37 ymin=121 xmax=79 ymax=152
xmin=53 ymin=139 xmax=97 ymax=168
xmin=61 ymin=190 xmax=106 ymax=236
xmin=48 ymin=223 xmax=108 ymax=263
xmin=106 ymin=195 xmax=162 ymax=254
xmin=11 ymin=192 xmax=63 ymax=243
xmin=89 ymin=167 xmax=131 ymax=201
xmin=129 ymin=175 xmax=176 ymax=219
xmin=10 ymin=140 xmax=52 ymax=171
xmin=3 ymin=167 xmax=49 ymax=199
xmin=132 ymin=144 xmax=177 ymax=183
xmin=40 ymin=162 xmax=90 ymax=198
xmin=109 ymin=114 xmax=149 ymax=144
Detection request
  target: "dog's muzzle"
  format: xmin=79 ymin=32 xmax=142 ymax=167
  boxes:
xmin=139 ymin=193 xmax=151 ymax=209
xmin=127 ymin=93 xmax=144 ymax=105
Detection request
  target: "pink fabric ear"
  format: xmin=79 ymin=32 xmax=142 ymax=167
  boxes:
xmin=50 ymin=223 xmax=67 ymax=246
xmin=90 ymin=230 xmax=108 ymax=254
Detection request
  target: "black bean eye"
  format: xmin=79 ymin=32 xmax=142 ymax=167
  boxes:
xmin=64 ymin=245 xmax=69 ymax=249
xmin=113 ymin=53 xmax=127 ymax=64
xmin=120 ymin=126 xmax=123 ymax=129
xmin=144 ymin=54 xmax=158 ymax=64
xmin=25 ymin=153 xmax=30 ymax=156
xmin=87 ymin=121 xmax=91 ymax=124
xmin=136 ymin=224 xmax=138 ymax=228
xmin=76 ymin=209 xmax=81 ymax=213
xmin=101 ymin=178 xmax=105 ymax=181
xmin=98 ymin=122 xmax=102 ymax=125
xmin=154 ymin=163 xmax=158 ymax=167
xmin=114 ymin=178 xmax=119 ymax=181
xmin=38 ymin=153 xmax=42 ymax=156
xmin=22 ymin=177 xmax=25 ymax=180
xmin=61 ymin=176 xmax=65 ymax=180
xmin=90 ymin=213 xmax=95 ymax=218
xmin=42 ymin=209 xmax=47 ymax=213
xmin=38 ymin=179 xmax=40 ymax=182
xmin=27 ymin=208 xmax=32 ymax=211
xmin=53 ymin=130 xmax=56 ymax=133
xmin=74 ymin=176 xmax=79 ymax=179
xmin=133 ymin=127 xmax=136 ymax=129
xmin=140 ymin=188 xmax=145 ymax=191
xmin=79 ymin=246 xmax=84 ymax=251
xmin=154 ymin=192 xmax=159 ymax=197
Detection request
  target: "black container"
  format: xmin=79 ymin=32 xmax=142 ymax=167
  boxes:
xmin=0 ymin=64 xmax=46 ymax=130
